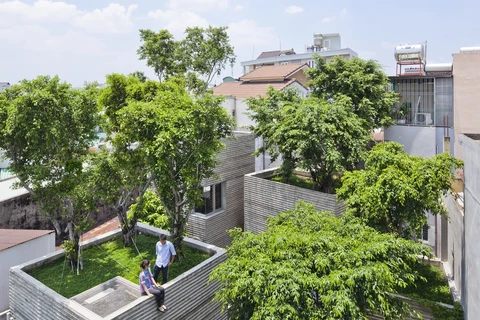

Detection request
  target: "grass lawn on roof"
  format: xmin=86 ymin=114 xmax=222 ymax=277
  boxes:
xmin=398 ymin=262 xmax=464 ymax=320
xmin=28 ymin=234 xmax=210 ymax=298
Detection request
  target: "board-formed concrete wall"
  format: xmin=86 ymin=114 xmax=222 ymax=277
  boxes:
xmin=244 ymin=168 xmax=345 ymax=234
xmin=187 ymin=133 xmax=255 ymax=248
xmin=9 ymin=223 xmax=227 ymax=320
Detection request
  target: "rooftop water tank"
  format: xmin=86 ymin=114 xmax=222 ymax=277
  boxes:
xmin=394 ymin=44 xmax=425 ymax=62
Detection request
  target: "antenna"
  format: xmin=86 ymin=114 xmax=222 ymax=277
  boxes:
xmin=279 ymin=38 xmax=281 ymax=51
xmin=252 ymin=45 xmax=255 ymax=60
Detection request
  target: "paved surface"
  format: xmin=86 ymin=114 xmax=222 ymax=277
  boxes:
xmin=70 ymin=276 xmax=141 ymax=318
xmin=81 ymin=216 xmax=121 ymax=242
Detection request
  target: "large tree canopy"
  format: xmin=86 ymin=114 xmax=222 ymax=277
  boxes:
xmin=337 ymin=142 xmax=463 ymax=237
xmin=210 ymin=202 xmax=431 ymax=320
xmin=0 ymin=76 xmax=100 ymax=270
xmin=247 ymin=87 xmax=371 ymax=193
xmin=137 ymin=26 xmax=235 ymax=95
xmin=306 ymin=56 xmax=398 ymax=129
xmin=96 ymin=73 xmax=164 ymax=246
xmin=112 ymin=78 xmax=234 ymax=254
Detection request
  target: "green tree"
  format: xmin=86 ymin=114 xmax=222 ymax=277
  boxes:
xmin=128 ymin=70 xmax=148 ymax=83
xmin=137 ymin=26 xmax=235 ymax=95
xmin=96 ymin=73 xmax=163 ymax=246
xmin=137 ymin=29 xmax=182 ymax=82
xmin=0 ymin=76 xmax=99 ymax=270
xmin=307 ymin=56 xmax=399 ymax=129
xmin=337 ymin=142 xmax=463 ymax=237
xmin=210 ymin=202 xmax=432 ymax=320
xmin=128 ymin=189 xmax=169 ymax=230
xmin=247 ymin=87 xmax=371 ymax=193
xmin=112 ymin=78 xmax=234 ymax=255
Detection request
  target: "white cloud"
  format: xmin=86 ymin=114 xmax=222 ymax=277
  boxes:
xmin=147 ymin=9 xmax=209 ymax=36
xmin=234 ymin=4 xmax=243 ymax=11
xmin=0 ymin=1 xmax=137 ymax=34
xmin=228 ymin=20 xmax=276 ymax=47
xmin=322 ymin=16 xmax=335 ymax=23
xmin=73 ymin=3 xmax=137 ymax=34
xmin=340 ymin=8 xmax=347 ymax=18
xmin=166 ymin=0 xmax=229 ymax=12
xmin=285 ymin=5 xmax=303 ymax=14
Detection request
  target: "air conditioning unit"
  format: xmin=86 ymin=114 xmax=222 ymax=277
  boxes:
xmin=415 ymin=113 xmax=433 ymax=125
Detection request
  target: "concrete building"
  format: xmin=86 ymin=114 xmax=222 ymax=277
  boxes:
xmin=0 ymin=229 xmax=55 ymax=314
xmin=186 ymin=133 xmax=255 ymax=248
xmin=0 ymin=83 xmax=10 ymax=92
xmin=452 ymin=49 xmax=480 ymax=160
xmin=213 ymin=64 xmax=308 ymax=171
xmin=241 ymin=33 xmax=357 ymax=75
xmin=455 ymin=134 xmax=480 ymax=320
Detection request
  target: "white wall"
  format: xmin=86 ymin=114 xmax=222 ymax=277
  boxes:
xmin=0 ymin=232 xmax=55 ymax=312
xmin=384 ymin=126 xmax=437 ymax=157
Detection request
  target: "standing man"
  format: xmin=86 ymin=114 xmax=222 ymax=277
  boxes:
xmin=153 ymin=234 xmax=176 ymax=284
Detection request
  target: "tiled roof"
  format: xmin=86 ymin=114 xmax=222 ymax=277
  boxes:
xmin=212 ymin=79 xmax=301 ymax=99
xmin=240 ymin=63 xmax=308 ymax=82
xmin=0 ymin=229 xmax=54 ymax=251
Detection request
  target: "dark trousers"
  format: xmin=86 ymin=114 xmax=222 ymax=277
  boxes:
xmin=153 ymin=264 xmax=169 ymax=284
xmin=142 ymin=286 xmax=165 ymax=307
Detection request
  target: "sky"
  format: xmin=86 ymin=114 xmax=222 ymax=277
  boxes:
xmin=1 ymin=0 xmax=479 ymax=87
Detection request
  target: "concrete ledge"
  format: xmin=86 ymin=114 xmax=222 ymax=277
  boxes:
xmin=10 ymin=224 xmax=227 ymax=320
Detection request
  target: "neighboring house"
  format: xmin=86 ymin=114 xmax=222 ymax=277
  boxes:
xmin=384 ymin=45 xmax=480 ymax=318
xmin=0 ymin=82 xmax=10 ymax=92
xmin=241 ymin=33 xmax=357 ymax=75
xmin=186 ymin=132 xmax=255 ymax=248
xmin=452 ymin=48 xmax=480 ymax=160
xmin=0 ymin=229 xmax=55 ymax=314
xmin=212 ymin=63 xmax=309 ymax=171
xmin=443 ymin=134 xmax=480 ymax=320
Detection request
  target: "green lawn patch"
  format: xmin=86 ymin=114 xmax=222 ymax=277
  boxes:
xmin=28 ymin=234 xmax=210 ymax=298
xmin=398 ymin=262 xmax=464 ymax=319
xmin=271 ymin=174 xmax=316 ymax=190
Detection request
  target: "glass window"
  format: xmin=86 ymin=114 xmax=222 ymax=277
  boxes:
xmin=195 ymin=183 xmax=224 ymax=214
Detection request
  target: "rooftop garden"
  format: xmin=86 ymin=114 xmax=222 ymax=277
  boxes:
xmin=28 ymin=233 xmax=210 ymax=298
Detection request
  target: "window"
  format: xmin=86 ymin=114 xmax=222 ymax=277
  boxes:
xmin=323 ymin=39 xmax=330 ymax=48
xmin=422 ymin=224 xmax=429 ymax=241
xmin=195 ymin=183 xmax=224 ymax=214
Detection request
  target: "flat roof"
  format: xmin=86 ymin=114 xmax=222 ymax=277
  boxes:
xmin=0 ymin=229 xmax=54 ymax=251
xmin=241 ymin=48 xmax=358 ymax=66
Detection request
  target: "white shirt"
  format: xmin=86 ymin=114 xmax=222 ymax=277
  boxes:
xmin=155 ymin=240 xmax=176 ymax=267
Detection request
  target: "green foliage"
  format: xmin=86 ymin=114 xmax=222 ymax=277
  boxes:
xmin=112 ymin=78 xmax=234 ymax=253
xmin=307 ymin=56 xmax=398 ymax=129
xmin=247 ymin=88 xmax=371 ymax=193
xmin=0 ymin=75 xmax=100 ymax=265
xmin=337 ymin=142 xmax=463 ymax=237
xmin=128 ymin=189 xmax=169 ymax=229
xmin=210 ymin=202 xmax=432 ymax=320
xmin=28 ymin=234 xmax=209 ymax=298
xmin=398 ymin=262 xmax=453 ymax=304
xmin=271 ymin=174 xmax=316 ymax=190
xmin=137 ymin=26 xmax=235 ymax=95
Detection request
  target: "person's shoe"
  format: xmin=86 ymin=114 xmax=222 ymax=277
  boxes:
xmin=158 ymin=306 xmax=166 ymax=312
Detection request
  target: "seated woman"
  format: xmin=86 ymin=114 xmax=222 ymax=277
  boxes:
xmin=139 ymin=259 xmax=167 ymax=312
